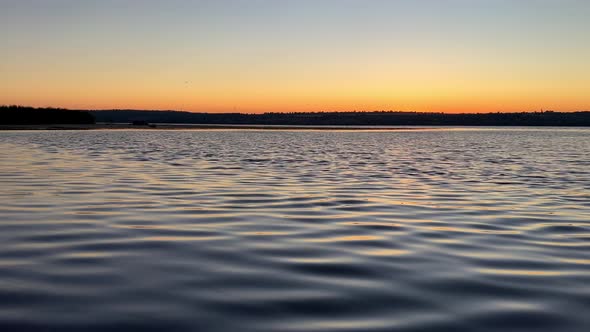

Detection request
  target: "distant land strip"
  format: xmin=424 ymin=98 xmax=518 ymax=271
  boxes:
xmin=1 ymin=105 xmax=590 ymax=128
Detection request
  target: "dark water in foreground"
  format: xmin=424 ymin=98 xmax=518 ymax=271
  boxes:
xmin=0 ymin=128 xmax=589 ymax=331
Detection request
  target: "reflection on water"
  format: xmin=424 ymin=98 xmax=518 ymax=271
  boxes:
xmin=0 ymin=128 xmax=589 ymax=331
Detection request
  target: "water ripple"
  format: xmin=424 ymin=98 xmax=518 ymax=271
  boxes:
xmin=0 ymin=128 xmax=589 ymax=331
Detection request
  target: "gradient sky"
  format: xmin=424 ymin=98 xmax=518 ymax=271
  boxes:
xmin=1 ymin=0 xmax=589 ymax=113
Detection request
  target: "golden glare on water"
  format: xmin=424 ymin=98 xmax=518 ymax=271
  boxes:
xmin=302 ymin=235 xmax=383 ymax=243
xmin=476 ymin=269 xmax=573 ymax=277
xmin=361 ymin=249 xmax=410 ymax=257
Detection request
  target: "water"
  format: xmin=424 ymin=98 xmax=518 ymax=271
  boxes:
xmin=0 ymin=128 xmax=589 ymax=331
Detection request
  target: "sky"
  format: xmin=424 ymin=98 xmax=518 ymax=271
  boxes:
xmin=1 ymin=0 xmax=589 ymax=113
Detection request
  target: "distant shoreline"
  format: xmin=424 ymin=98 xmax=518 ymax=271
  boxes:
xmin=3 ymin=106 xmax=590 ymax=127
xmin=0 ymin=123 xmax=442 ymax=131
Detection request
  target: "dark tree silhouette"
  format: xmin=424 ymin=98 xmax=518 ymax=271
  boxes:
xmin=91 ymin=109 xmax=590 ymax=126
xmin=0 ymin=106 xmax=95 ymax=125
xmin=3 ymin=105 xmax=589 ymax=126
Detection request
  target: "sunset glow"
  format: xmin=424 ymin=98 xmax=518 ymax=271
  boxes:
xmin=1 ymin=0 xmax=589 ymax=113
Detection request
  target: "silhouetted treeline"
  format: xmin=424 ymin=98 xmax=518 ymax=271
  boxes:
xmin=1 ymin=106 xmax=95 ymax=124
xmin=3 ymin=106 xmax=588 ymax=126
xmin=91 ymin=110 xmax=590 ymax=126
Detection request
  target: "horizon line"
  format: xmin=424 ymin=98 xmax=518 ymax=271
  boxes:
xmin=2 ymin=105 xmax=589 ymax=115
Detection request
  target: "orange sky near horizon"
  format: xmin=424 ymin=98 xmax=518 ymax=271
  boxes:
xmin=1 ymin=1 xmax=589 ymax=114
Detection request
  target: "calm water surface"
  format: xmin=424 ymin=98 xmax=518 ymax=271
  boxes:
xmin=0 ymin=128 xmax=589 ymax=331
